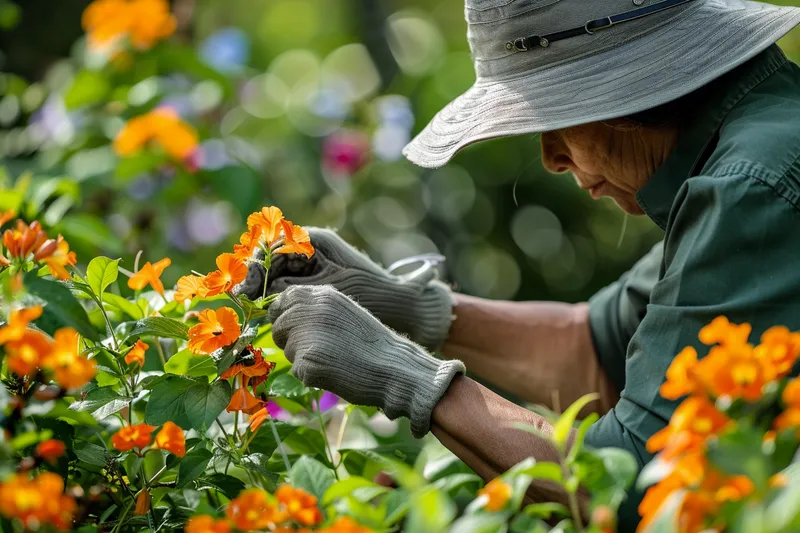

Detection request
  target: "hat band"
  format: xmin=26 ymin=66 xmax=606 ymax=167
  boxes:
xmin=505 ymin=0 xmax=697 ymax=52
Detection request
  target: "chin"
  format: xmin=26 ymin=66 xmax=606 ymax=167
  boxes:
xmin=612 ymin=197 xmax=646 ymax=215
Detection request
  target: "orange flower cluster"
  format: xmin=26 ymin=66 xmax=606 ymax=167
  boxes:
xmin=639 ymin=317 xmax=800 ymax=532
xmin=0 ymin=472 xmax=76 ymax=530
xmin=114 ymin=108 xmax=198 ymax=162
xmin=660 ymin=317 xmax=800 ymax=403
xmin=317 ymin=516 xmax=375 ymax=533
xmin=174 ymin=206 xmax=314 ymax=306
xmin=0 ymin=307 xmax=96 ymax=389
xmin=185 ymin=515 xmax=231 ymax=533
xmin=221 ymin=346 xmax=275 ymax=422
xmin=187 ymin=307 xmax=241 ymax=355
xmin=0 ymin=220 xmax=77 ymax=280
xmin=82 ymin=0 xmax=176 ymax=50
xmin=111 ymin=421 xmax=185 ymax=457
xmin=478 ymin=478 xmax=512 ymax=512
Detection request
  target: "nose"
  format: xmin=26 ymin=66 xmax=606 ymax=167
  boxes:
xmin=540 ymin=131 xmax=573 ymax=174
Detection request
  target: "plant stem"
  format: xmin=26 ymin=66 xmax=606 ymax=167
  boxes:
xmin=147 ymin=464 xmax=169 ymax=486
xmin=261 ymin=251 xmax=272 ymax=300
xmin=111 ymin=501 xmax=133 ymax=533
xmin=234 ymin=411 xmax=240 ymax=440
xmin=315 ymin=397 xmax=339 ymax=480
xmin=269 ymin=418 xmax=292 ymax=474
xmin=153 ymin=338 xmax=167 ymax=368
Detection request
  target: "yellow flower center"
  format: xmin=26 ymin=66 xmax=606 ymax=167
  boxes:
xmin=692 ymin=418 xmax=712 ymax=434
xmin=732 ymin=363 xmax=758 ymax=385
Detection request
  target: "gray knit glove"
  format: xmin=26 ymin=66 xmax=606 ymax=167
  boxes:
xmin=268 ymin=285 xmax=465 ymax=438
xmin=239 ymin=228 xmax=454 ymax=352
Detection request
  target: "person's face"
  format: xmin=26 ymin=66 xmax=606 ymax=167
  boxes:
xmin=540 ymin=121 xmax=678 ymax=214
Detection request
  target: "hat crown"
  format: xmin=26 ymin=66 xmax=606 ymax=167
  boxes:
xmin=465 ymin=0 xmax=702 ymax=80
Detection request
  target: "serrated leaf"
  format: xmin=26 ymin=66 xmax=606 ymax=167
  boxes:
xmin=177 ymin=447 xmax=212 ymax=489
xmin=183 ymin=381 xmax=231 ymax=432
xmin=164 ymin=349 xmax=217 ymax=379
xmin=74 ymin=442 xmax=110 ymax=467
xmin=69 ymin=387 xmax=132 ymax=420
xmin=290 ymin=456 xmax=335 ymax=501
xmin=23 ymin=272 xmax=101 ymax=341
xmin=86 ymin=257 xmax=120 ymax=301
xmin=126 ymin=316 xmax=189 ymax=340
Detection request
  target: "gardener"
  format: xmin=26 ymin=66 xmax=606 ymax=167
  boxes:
xmin=243 ymin=0 xmax=800 ymax=529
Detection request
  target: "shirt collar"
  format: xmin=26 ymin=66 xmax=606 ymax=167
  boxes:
xmin=636 ymin=46 xmax=789 ymax=229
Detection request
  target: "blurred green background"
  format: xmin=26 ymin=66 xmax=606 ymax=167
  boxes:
xmin=0 ymin=0 xmax=799 ymax=304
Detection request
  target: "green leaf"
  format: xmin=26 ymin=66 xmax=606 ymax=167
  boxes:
xmin=164 ymin=349 xmax=217 ymax=379
xmin=126 ymin=316 xmax=189 ymax=341
xmin=64 ymin=70 xmax=110 ymax=109
xmin=323 ymin=476 xmax=380 ymax=506
xmin=447 ymin=513 xmax=509 ymax=533
xmin=86 ymin=257 xmax=120 ymax=301
xmin=433 ymin=473 xmax=482 ymax=495
xmin=509 ymin=461 xmax=564 ymax=484
xmin=552 ymin=393 xmax=599 ymax=451
xmin=566 ymin=412 xmax=599 ymax=463
xmin=69 ymin=387 xmax=132 ymax=420
xmin=193 ymin=474 xmax=246 ymax=500
xmin=269 ymin=372 xmax=310 ymax=399
xmin=290 ymin=456 xmax=335 ymax=501
xmin=383 ymin=488 xmax=410 ymax=527
xmin=406 ymin=487 xmax=456 ymax=533
xmin=707 ymin=429 xmax=770 ymax=489
xmin=103 ymin=293 xmax=145 ymax=320
xmin=212 ymin=324 xmax=257 ymax=374
xmin=522 ymin=502 xmax=570 ymax=520
xmin=183 ymin=380 xmax=232 ymax=432
xmin=23 ymin=272 xmax=101 ymax=341
xmin=207 ymin=166 xmax=264 ymax=219
xmin=177 ymin=447 xmax=213 ymax=489
xmin=145 ymin=375 xmax=198 ymax=429
xmin=114 ymin=152 xmax=167 ymax=181
xmin=249 ymin=421 xmax=298 ymax=457
xmin=74 ymin=442 xmax=111 ymax=467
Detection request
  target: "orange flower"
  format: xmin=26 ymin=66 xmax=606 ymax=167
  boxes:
xmin=226 ymin=376 xmax=263 ymax=415
xmin=774 ymin=407 xmax=800 ymax=432
xmin=185 ymin=515 xmax=231 ymax=533
xmin=0 ymin=473 xmax=76 ymax=530
xmin=659 ymin=346 xmax=700 ymax=400
xmin=220 ymin=346 xmax=274 ymax=389
xmin=275 ymin=220 xmax=315 ymax=258
xmin=82 ymin=0 xmax=176 ymax=50
xmin=275 ymin=485 xmax=323 ymax=526
xmin=225 ymin=489 xmax=284 ymax=531
xmin=247 ymin=207 xmax=284 ymax=245
xmin=647 ymin=397 xmax=729 ymax=458
xmin=0 ymin=306 xmax=43 ymax=345
xmin=152 ymin=421 xmax=185 ymax=457
xmin=249 ymin=406 xmax=269 ymax=433
xmin=3 ymin=220 xmax=49 ymax=259
xmin=698 ymin=316 xmax=751 ymax=347
xmin=693 ymin=343 xmax=767 ymax=401
xmin=0 ymin=210 xmax=15 ymax=227
xmin=114 ymin=108 xmax=198 ymax=161
xmin=755 ymin=326 xmax=800 ymax=381
xmin=478 ymin=478 xmax=512 ymax=512
xmin=783 ymin=377 xmax=800 ymax=406
xmin=125 ymin=339 xmax=149 ymax=367
xmin=111 ymin=423 xmax=156 ymax=452
xmin=318 ymin=516 xmax=374 ymax=533
xmin=42 ymin=328 xmax=97 ymax=390
xmin=4 ymin=330 xmax=52 ymax=377
xmin=35 ymin=440 xmax=67 ymax=464
xmin=40 ymin=236 xmax=77 ymax=280
xmin=204 ymin=254 xmax=248 ymax=297
xmin=128 ymin=257 xmax=171 ymax=295
xmin=233 ymin=225 xmax=263 ymax=260
xmin=187 ymin=307 xmax=241 ymax=354
xmin=174 ymin=275 xmax=208 ymax=303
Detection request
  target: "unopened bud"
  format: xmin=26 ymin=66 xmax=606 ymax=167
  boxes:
xmin=592 ymin=505 xmax=615 ymax=530
xmin=134 ymin=490 xmax=151 ymax=516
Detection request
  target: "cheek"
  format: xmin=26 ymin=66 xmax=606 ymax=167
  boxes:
xmin=561 ymin=128 xmax=612 ymax=176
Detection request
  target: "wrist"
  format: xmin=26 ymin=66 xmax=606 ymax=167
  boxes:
xmin=410 ymin=280 xmax=455 ymax=352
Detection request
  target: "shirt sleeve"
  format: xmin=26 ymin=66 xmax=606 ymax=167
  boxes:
xmin=586 ymin=173 xmax=800 ymax=531
xmin=588 ymin=242 xmax=663 ymax=393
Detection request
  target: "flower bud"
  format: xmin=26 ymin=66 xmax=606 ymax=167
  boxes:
xmin=135 ymin=489 xmax=151 ymax=515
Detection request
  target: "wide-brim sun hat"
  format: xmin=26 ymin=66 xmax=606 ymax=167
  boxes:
xmin=402 ymin=0 xmax=800 ymax=169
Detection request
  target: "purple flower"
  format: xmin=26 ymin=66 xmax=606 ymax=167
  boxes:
xmin=322 ymin=129 xmax=370 ymax=176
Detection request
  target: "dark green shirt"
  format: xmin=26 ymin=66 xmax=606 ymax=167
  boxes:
xmin=584 ymin=45 xmax=800 ymax=531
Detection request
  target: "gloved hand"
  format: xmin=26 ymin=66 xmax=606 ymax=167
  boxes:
xmin=268 ymin=285 xmax=465 ymax=438
xmin=237 ymin=228 xmax=454 ymax=352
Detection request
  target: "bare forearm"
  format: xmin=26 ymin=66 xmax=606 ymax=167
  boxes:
xmin=431 ymin=376 xmax=588 ymax=515
xmin=440 ymin=294 xmax=618 ymax=413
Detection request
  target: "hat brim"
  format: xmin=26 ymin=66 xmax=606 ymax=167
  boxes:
xmin=403 ymin=1 xmax=800 ymax=169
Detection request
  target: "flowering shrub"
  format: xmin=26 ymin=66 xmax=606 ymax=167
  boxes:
xmin=1 ymin=1 xmax=800 ymax=532
xmin=637 ymin=318 xmax=800 ymax=533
